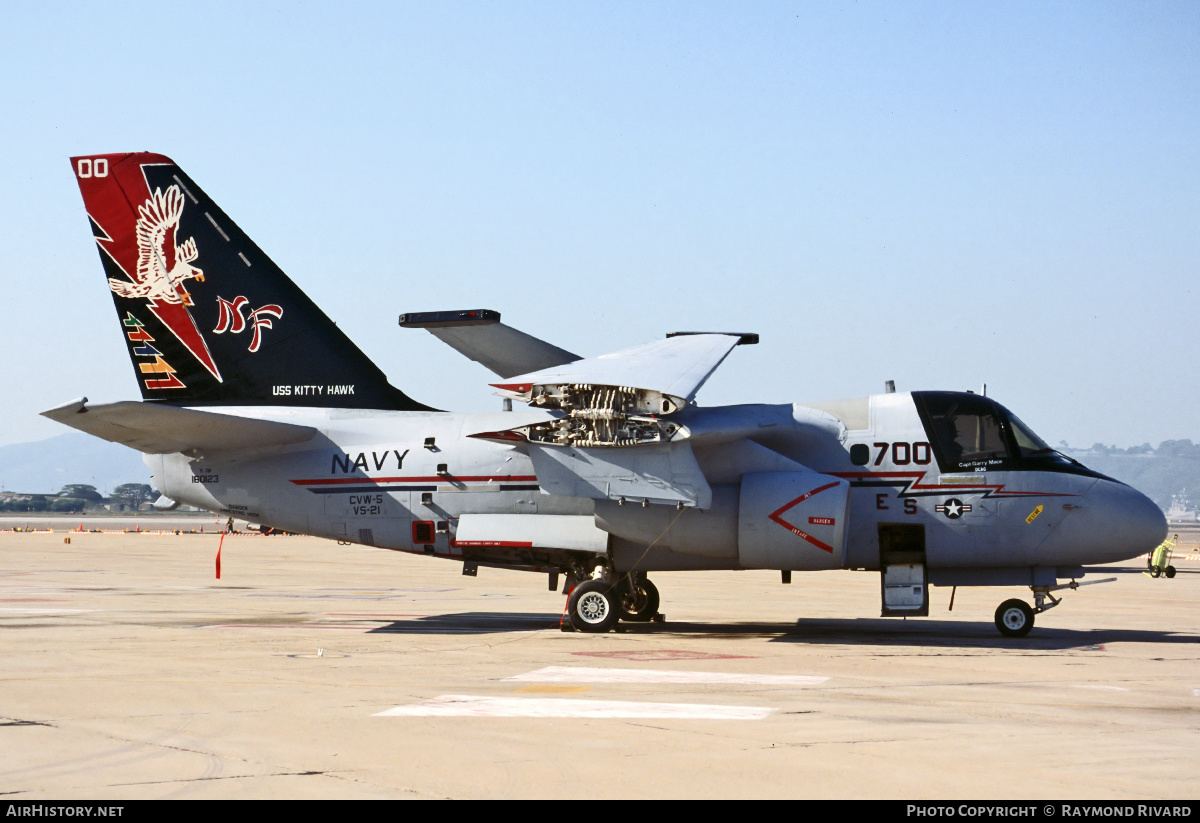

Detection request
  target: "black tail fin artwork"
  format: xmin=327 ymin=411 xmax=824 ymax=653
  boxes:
xmin=71 ymin=153 xmax=431 ymax=411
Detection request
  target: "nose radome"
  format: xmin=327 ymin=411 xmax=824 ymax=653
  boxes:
xmin=1044 ymin=481 xmax=1167 ymax=565
xmin=1065 ymin=484 xmax=1166 ymax=566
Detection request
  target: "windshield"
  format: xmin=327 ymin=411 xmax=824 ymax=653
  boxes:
xmin=1007 ymin=411 xmax=1052 ymax=457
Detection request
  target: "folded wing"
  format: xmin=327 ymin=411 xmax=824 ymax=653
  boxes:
xmin=474 ymin=332 xmax=754 ymax=509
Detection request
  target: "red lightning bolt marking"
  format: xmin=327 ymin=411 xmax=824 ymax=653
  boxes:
xmin=78 ymin=153 xmax=222 ymax=383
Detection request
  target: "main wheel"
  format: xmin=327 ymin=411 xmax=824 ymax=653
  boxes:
xmin=1165 ymin=566 xmax=1177 ymax=578
xmin=995 ymin=599 xmax=1035 ymax=637
xmin=616 ymin=577 xmax=660 ymax=622
xmin=567 ymin=579 xmax=619 ymax=633
xmin=1150 ymin=565 xmax=1162 ymax=578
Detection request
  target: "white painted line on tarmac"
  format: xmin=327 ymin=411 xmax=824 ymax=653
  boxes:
xmin=376 ymin=695 xmax=776 ymax=719
xmin=0 ymin=608 xmax=92 ymax=614
xmin=505 ymin=666 xmax=828 ymax=686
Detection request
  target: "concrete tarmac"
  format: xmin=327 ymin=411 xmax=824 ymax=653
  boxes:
xmin=0 ymin=521 xmax=1197 ymax=799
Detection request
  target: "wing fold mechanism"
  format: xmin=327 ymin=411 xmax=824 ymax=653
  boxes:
xmin=486 ymin=333 xmax=748 ymax=449
xmin=40 ymin=398 xmax=318 ymax=456
xmin=467 ymin=332 xmax=755 ymax=509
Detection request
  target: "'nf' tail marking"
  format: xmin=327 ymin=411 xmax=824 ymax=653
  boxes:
xmin=213 ymin=296 xmax=284 ymax=352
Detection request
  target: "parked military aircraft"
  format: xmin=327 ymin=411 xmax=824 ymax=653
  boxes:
xmin=47 ymin=152 xmax=1167 ymax=636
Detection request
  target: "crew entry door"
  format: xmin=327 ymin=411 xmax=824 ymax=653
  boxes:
xmin=879 ymin=523 xmax=928 ymax=616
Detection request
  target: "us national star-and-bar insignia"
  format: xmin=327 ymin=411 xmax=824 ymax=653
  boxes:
xmin=936 ymin=498 xmax=972 ymax=519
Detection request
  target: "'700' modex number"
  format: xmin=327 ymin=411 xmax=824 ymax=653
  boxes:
xmin=873 ymin=441 xmax=932 ymax=466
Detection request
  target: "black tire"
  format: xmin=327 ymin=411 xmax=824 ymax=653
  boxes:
xmin=995 ymin=599 xmax=1035 ymax=638
xmin=1150 ymin=566 xmax=1162 ymax=578
xmin=567 ymin=579 xmax=619 ymax=633
xmin=1165 ymin=566 xmax=1177 ymax=579
xmin=616 ymin=577 xmax=660 ymax=622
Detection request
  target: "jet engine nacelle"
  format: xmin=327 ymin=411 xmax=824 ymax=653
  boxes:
xmin=737 ymin=470 xmax=849 ymax=569
xmin=595 ymin=468 xmax=849 ymax=570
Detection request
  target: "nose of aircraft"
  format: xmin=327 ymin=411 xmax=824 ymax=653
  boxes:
xmin=1042 ymin=480 xmax=1168 ymax=565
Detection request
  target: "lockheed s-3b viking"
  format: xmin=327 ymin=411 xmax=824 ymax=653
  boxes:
xmin=46 ymin=152 xmax=1168 ymax=637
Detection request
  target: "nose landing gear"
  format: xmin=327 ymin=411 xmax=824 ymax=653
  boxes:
xmin=993 ymin=576 xmax=1116 ymax=637
xmin=994 ymin=585 xmax=1063 ymax=637
xmin=995 ymin=598 xmax=1035 ymax=637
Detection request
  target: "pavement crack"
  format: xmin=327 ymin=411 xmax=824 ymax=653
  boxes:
xmin=109 ymin=770 xmax=339 ymax=787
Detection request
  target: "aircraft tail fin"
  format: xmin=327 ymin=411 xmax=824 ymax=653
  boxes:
xmin=70 ymin=152 xmax=431 ymax=411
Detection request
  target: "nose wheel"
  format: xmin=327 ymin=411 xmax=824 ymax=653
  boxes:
xmin=995 ymin=599 xmax=1035 ymax=637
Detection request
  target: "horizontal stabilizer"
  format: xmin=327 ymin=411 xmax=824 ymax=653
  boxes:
xmin=401 ymin=309 xmax=580 ymax=379
xmin=40 ymin=398 xmax=318 ymax=455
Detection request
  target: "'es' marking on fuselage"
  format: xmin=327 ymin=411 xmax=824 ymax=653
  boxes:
xmin=331 ymin=450 xmax=410 ymax=474
xmin=213 ymin=295 xmax=283 ymax=352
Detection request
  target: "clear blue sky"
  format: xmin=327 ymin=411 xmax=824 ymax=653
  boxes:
xmin=1 ymin=1 xmax=1197 ymax=448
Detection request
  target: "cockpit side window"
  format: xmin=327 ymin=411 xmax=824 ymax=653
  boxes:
xmin=914 ymin=392 xmax=1015 ymax=471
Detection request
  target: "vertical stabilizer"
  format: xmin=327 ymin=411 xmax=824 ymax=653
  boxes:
xmin=71 ymin=152 xmax=432 ymax=411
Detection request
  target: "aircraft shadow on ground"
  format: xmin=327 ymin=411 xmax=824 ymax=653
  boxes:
xmin=368 ymin=612 xmax=565 ymax=634
xmin=771 ymin=620 xmax=1199 ymax=650
xmin=625 ymin=618 xmax=1200 ymax=650
xmin=366 ymin=612 xmax=1198 ymax=649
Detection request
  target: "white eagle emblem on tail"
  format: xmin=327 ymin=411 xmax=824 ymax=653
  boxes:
xmin=107 ymin=185 xmax=205 ymax=306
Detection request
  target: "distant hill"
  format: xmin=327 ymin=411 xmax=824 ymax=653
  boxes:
xmin=0 ymin=433 xmax=152 ymax=495
xmin=1062 ymin=441 xmax=1200 ymax=512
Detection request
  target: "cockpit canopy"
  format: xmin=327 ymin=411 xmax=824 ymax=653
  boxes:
xmin=912 ymin=391 xmax=1107 ymax=479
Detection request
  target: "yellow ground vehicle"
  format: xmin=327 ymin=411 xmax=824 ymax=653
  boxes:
xmin=1147 ymin=534 xmax=1177 ymax=578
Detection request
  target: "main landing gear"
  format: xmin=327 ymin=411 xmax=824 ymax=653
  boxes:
xmin=564 ymin=565 xmax=661 ymax=633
